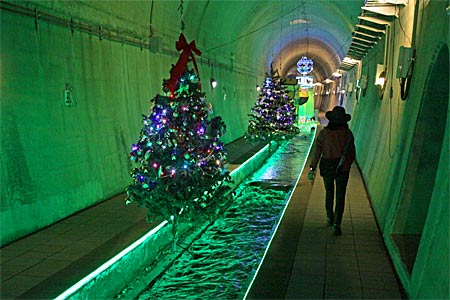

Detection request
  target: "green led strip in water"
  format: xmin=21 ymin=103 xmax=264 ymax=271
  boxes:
xmin=54 ymin=221 xmax=168 ymax=300
xmin=54 ymin=142 xmax=271 ymax=300
xmin=229 ymin=143 xmax=270 ymax=176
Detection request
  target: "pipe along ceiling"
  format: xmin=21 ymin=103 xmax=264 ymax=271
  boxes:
xmin=26 ymin=0 xmax=362 ymax=81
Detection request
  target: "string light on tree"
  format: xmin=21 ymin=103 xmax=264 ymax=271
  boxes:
xmin=126 ymin=34 xmax=231 ymax=250
xmin=245 ymin=66 xmax=299 ymax=142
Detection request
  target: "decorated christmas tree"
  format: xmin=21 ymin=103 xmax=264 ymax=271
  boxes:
xmin=126 ymin=34 xmax=231 ymax=249
xmin=245 ymin=67 xmax=299 ymax=142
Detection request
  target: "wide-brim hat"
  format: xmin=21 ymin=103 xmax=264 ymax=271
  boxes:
xmin=325 ymin=106 xmax=351 ymax=124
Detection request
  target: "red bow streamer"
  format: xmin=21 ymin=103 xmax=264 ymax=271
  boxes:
xmin=166 ymin=33 xmax=202 ymax=94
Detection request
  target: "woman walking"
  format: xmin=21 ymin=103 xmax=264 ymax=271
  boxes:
xmin=308 ymin=106 xmax=356 ymax=236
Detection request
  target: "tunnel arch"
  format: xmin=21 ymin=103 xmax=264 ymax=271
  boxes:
xmin=273 ymin=37 xmax=339 ymax=81
xmin=182 ymin=1 xmax=360 ymax=81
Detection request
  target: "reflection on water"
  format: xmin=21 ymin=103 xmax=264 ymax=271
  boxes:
xmin=250 ymin=135 xmax=312 ymax=182
xmin=136 ymin=187 xmax=286 ymax=300
xmin=128 ymin=134 xmax=313 ymax=300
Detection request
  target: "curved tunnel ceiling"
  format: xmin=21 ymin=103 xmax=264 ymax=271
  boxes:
xmin=182 ymin=0 xmax=362 ymax=82
xmin=80 ymin=0 xmax=362 ymax=82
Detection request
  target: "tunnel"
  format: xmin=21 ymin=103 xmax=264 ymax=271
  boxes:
xmin=1 ymin=1 xmax=449 ymax=299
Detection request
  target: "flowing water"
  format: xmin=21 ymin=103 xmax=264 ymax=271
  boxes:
xmin=129 ymin=134 xmax=313 ymax=299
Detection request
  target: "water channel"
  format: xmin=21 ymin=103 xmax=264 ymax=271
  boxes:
xmin=123 ymin=133 xmax=313 ymax=299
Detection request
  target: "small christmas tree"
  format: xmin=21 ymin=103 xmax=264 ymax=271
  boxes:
xmin=246 ymin=67 xmax=299 ymax=143
xmin=126 ymin=35 xmax=230 ymax=250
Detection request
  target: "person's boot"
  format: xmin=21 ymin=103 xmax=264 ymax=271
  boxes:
xmin=333 ymin=225 xmax=342 ymax=236
xmin=327 ymin=217 xmax=334 ymax=226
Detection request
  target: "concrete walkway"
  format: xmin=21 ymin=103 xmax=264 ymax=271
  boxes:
xmin=1 ymin=138 xmax=406 ymax=299
xmin=286 ymin=166 xmax=404 ymax=299
xmin=0 ymin=194 xmax=152 ymax=299
xmin=247 ymin=165 xmax=406 ymax=299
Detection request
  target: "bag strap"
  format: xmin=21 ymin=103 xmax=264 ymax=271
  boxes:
xmin=337 ymin=131 xmax=353 ymax=167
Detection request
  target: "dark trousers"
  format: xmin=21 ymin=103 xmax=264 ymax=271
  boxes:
xmin=322 ymin=171 xmax=350 ymax=226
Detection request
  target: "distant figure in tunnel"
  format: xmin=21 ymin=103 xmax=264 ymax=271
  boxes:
xmin=308 ymin=106 xmax=356 ymax=236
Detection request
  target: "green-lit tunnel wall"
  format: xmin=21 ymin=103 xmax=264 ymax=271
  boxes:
xmin=0 ymin=1 xmax=260 ymax=247
xmin=342 ymin=2 xmax=449 ymax=298
xmin=1 ymin=1 xmax=448 ymax=299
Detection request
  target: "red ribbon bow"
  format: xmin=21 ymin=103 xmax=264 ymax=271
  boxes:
xmin=166 ymin=33 xmax=202 ymax=94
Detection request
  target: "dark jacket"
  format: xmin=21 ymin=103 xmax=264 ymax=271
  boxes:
xmin=310 ymin=124 xmax=356 ymax=173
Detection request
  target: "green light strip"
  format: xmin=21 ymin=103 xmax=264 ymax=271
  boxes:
xmin=54 ymin=220 xmax=168 ymax=300
xmin=54 ymin=141 xmax=271 ymax=300
xmin=229 ymin=143 xmax=270 ymax=176
xmin=242 ymin=137 xmax=314 ymax=299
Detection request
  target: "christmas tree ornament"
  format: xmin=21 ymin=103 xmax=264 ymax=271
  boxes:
xmin=296 ymin=56 xmax=314 ymax=75
xmin=166 ymin=34 xmax=201 ymax=94
xmin=126 ymin=36 xmax=231 ymax=251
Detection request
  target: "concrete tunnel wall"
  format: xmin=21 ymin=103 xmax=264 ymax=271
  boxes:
xmin=0 ymin=1 xmax=259 ymax=246
xmin=340 ymin=1 xmax=449 ymax=299
xmin=0 ymin=1 xmax=448 ymax=299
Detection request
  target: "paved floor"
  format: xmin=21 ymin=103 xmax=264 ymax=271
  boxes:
xmin=286 ymin=166 xmax=405 ymax=299
xmin=0 ymin=135 xmax=406 ymax=299
xmin=0 ymin=195 xmax=153 ymax=299
xmin=247 ymin=166 xmax=406 ymax=300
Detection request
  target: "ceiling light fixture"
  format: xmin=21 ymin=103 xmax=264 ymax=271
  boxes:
xmin=351 ymin=41 xmax=374 ymax=49
xmin=376 ymin=71 xmax=386 ymax=86
xmin=349 ymin=46 xmax=368 ymax=52
xmin=353 ymin=36 xmax=378 ymax=44
xmin=210 ymin=78 xmax=217 ymax=88
xmin=343 ymin=57 xmax=360 ymax=64
xmin=356 ymin=24 xmax=386 ymax=33
xmin=354 ymin=30 xmax=382 ymax=39
xmin=358 ymin=15 xmax=391 ymax=25
xmin=290 ymin=18 xmax=309 ymax=25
